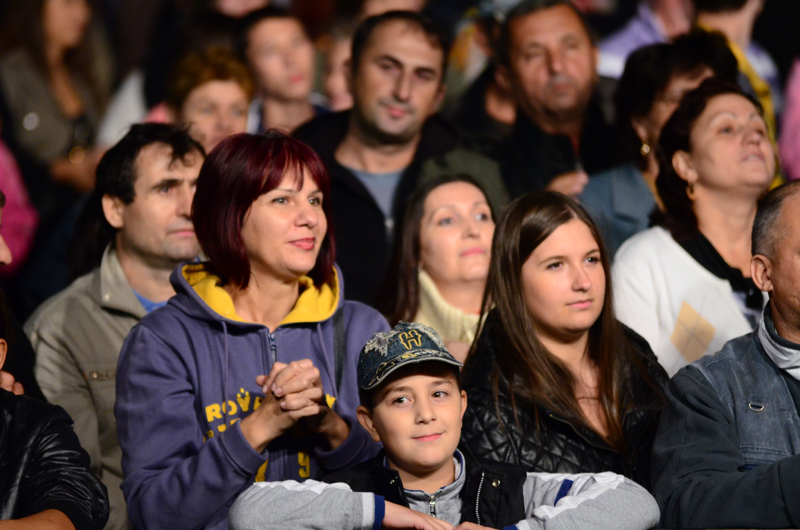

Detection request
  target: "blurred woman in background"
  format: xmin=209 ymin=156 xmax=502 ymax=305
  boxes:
xmin=379 ymin=174 xmax=495 ymax=362
xmin=614 ymin=79 xmax=774 ymax=376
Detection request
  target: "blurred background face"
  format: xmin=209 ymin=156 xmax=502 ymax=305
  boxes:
xmin=505 ymin=5 xmax=597 ymax=123
xmin=683 ymin=93 xmax=775 ymax=199
xmin=180 ymin=80 xmax=249 ymax=153
xmin=247 ymin=17 xmax=315 ymax=102
xmin=360 ymin=0 xmax=427 ymax=18
xmin=418 ymin=182 xmax=494 ymax=287
xmin=350 ymin=20 xmax=444 ymax=145
xmin=633 ymin=69 xmax=713 ymax=149
xmin=43 ymin=0 xmax=91 ymax=51
xmin=214 ymin=0 xmax=269 ymax=18
xmin=324 ymin=37 xmax=354 ymax=112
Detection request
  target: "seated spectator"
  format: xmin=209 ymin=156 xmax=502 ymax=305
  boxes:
xmin=0 ymin=134 xmax=38 ymax=279
xmin=696 ymin=0 xmax=782 ymax=143
xmin=598 ymin=0 xmax=693 ymax=81
xmin=0 ymin=0 xmax=110 ymax=210
xmin=580 ymin=31 xmax=738 ymax=256
xmin=447 ymin=1 xmax=516 ymax=157
xmin=652 ymin=180 xmax=800 ymax=528
xmin=0 ymin=244 xmax=109 ymax=528
xmin=779 ymin=58 xmax=800 ymax=181
xmin=320 ymin=19 xmax=357 ymax=112
xmin=496 ymin=0 xmax=621 ymax=198
xmin=295 ymin=11 xmax=506 ymax=306
xmin=614 ymin=79 xmax=774 ymax=376
xmin=460 ymin=192 xmax=667 ymax=486
xmin=229 ymin=323 xmax=662 ymax=530
xmin=115 ymin=131 xmax=389 ymax=530
xmin=242 ymin=8 xmax=323 ymax=133
xmin=26 ymin=123 xmax=204 ymax=530
xmin=378 ymin=175 xmax=495 ymax=362
xmin=166 ymin=46 xmax=255 ymax=153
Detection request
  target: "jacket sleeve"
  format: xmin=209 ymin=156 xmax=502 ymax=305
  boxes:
xmin=115 ymin=324 xmax=268 ymax=530
xmin=651 ymin=365 xmax=800 ymax=528
xmin=228 ymin=480 xmax=379 ymax=530
xmin=312 ymin=303 xmax=388 ymax=473
xmin=29 ymin=322 xmax=103 ymax=476
xmin=512 ymin=471 xmax=659 ymax=530
xmin=17 ymin=404 xmax=109 ymax=530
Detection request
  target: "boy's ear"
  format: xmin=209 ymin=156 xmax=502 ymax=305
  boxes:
xmin=356 ymin=405 xmax=382 ymax=443
xmin=460 ymin=390 xmax=467 ymax=421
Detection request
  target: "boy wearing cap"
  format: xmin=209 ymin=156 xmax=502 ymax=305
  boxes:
xmin=228 ymin=323 xmax=660 ymax=530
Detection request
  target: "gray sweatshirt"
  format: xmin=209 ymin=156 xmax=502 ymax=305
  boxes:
xmin=228 ymin=452 xmax=660 ymax=530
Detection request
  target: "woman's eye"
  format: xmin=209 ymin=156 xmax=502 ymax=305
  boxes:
xmin=272 ymin=197 xmax=288 ymax=204
xmin=309 ymin=197 xmax=322 ymax=206
xmin=437 ymin=217 xmax=454 ymax=226
xmin=586 ymin=255 xmax=600 ymax=264
xmin=719 ymin=125 xmax=734 ymax=134
xmin=546 ymin=261 xmax=562 ymax=270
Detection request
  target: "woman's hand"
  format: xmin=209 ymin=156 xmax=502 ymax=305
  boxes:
xmin=240 ymin=361 xmax=324 ymax=453
xmin=269 ymin=359 xmax=351 ymax=450
xmin=383 ymin=502 xmax=454 ymax=530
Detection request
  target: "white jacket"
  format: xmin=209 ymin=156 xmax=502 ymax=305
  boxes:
xmin=613 ymin=227 xmax=759 ymax=377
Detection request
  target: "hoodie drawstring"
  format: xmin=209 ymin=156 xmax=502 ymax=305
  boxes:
xmin=316 ymin=323 xmax=338 ymax=402
xmin=221 ymin=321 xmax=230 ymax=423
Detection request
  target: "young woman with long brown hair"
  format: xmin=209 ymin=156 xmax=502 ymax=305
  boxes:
xmin=459 ymin=191 xmax=667 ymax=486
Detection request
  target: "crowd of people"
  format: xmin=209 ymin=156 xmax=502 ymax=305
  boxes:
xmin=1 ymin=0 xmax=800 ymax=529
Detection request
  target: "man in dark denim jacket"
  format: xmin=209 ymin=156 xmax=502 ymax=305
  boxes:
xmin=652 ymin=180 xmax=800 ymax=528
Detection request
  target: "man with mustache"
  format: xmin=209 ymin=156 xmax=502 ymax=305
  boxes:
xmin=25 ymin=123 xmax=204 ymax=530
xmin=295 ymin=10 xmax=507 ymax=307
xmin=497 ymin=0 xmax=622 ymax=197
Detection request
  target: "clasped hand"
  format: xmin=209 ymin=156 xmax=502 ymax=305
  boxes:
xmin=240 ymin=359 xmax=349 ymax=453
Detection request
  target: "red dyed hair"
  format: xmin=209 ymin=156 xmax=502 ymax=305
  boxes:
xmin=192 ymin=131 xmax=335 ymax=289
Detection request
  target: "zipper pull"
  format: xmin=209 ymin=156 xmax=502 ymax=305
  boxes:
xmin=269 ymin=332 xmax=277 ymax=364
xmin=429 ymin=494 xmax=436 ymax=517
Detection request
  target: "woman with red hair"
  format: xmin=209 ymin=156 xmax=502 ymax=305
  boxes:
xmin=115 ymin=131 xmax=388 ymax=530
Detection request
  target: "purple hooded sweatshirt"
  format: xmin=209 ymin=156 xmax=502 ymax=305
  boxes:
xmin=115 ymin=263 xmax=388 ymax=530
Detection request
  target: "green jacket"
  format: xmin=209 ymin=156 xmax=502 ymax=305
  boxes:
xmin=26 ymin=245 xmax=144 ymax=530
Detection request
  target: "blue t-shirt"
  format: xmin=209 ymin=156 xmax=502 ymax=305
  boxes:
xmin=348 ymin=167 xmax=404 ymax=222
xmin=133 ymin=290 xmax=169 ymax=313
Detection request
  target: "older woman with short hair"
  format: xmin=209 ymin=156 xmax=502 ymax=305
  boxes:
xmin=115 ymin=131 xmax=388 ymax=530
xmin=613 ymin=78 xmax=774 ymax=376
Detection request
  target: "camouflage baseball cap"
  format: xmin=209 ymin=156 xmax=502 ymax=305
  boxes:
xmin=357 ymin=322 xmax=463 ymax=391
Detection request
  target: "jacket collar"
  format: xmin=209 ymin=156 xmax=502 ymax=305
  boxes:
xmin=91 ymin=245 xmax=147 ymax=319
xmin=609 ymin=163 xmax=656 ymax=223
xmin=758 ymin=304 xmax=800 ymax=380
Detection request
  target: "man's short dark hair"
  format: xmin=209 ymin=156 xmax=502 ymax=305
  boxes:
xmin=693 ymin=0 xmax=750 ymax=14
xmin=358 ymin=362 xmax=461 ymax=411
xmin=497 ymin=0 xmax=595 ymax=67
xmin=239 ymin=6 xmax=304 ymax=59
xmin=752 ymin=181 xmax=800 ymax=259
xmin=69 ymin=123 xmax=204 ymax=279
xmin=350 ymin=10 xmax=449 ymax=81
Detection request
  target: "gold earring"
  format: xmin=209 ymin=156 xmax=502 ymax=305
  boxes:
xmin=640 ymin=143 xmax=651 ymax=156
xmin=687 ymin=181 xmax=697 ymax=200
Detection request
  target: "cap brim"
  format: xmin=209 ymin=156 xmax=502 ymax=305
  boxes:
xmin=361 ymin=350 xmax=464 ymax=390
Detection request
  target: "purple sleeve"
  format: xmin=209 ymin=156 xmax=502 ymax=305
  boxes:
xmin=115 ymin=324 xmax=267 ymax=530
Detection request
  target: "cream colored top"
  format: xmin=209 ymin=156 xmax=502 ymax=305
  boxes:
xmin=414 ymin=270 xmax=482 ymax=344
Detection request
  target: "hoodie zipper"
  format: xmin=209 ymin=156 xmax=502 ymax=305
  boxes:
xmin=428 ymin=493 xmax=436 ymax=517
xmin=269 ymin=332 xmax=277 ymax=364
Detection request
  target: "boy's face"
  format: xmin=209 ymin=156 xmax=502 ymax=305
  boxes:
xmin=357 ymin=364 xmax=467 ymax=478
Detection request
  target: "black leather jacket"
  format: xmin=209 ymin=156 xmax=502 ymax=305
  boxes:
xmin=0 ymin=390 xmax=109 ymax=529
xmin=459 ymin=318 xmax=667 ymax=487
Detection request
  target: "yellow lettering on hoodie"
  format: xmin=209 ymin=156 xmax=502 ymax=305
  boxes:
xmin=298 ymin=452 xmax=310 ymax=478
xmin=255 ymin=461 xmax=269 ymax=482
xmin=237 ymin=388 xmax=251 ymax=412
xmin=223 ymin=400 xmax=238 ymax=416
xmin=254 ymin=396 xmax=263 ymax=410
xmin=326 ymin=394 xmax=336 ymax=408
xmin=205 ymin=404 xmax=222 ymax=422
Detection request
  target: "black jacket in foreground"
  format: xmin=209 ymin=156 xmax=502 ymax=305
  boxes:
xmin=500 ymin=98 xmax=622 ymax=197
xmin=459 ymin=315 xmax=667 ymax=487
xmin=294 ymin=111 xmax=461 ymax=306
xmin=321 ymin=450 xmax=526 ymax=528
xmin=0 ymin=389 xmax=108 ymax=529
